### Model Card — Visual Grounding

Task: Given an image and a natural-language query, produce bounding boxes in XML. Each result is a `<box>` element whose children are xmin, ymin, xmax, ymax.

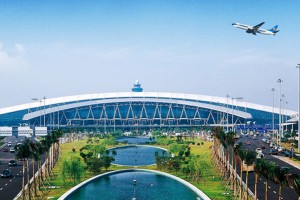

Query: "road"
<box><xmin>236</xmin><ymin>133</ymin><xmax>299</xmax><ymax>200</ymax></box>
<box><xmin>0</xmin><ymin>136</ymin><xmax>37</xmax><ymax>200</ymax></box>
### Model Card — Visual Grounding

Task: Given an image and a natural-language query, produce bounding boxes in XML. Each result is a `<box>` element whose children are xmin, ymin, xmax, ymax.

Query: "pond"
<box><xmin>116</xmin><ymin>136</ymin><xmax>155</xmax><ymax>144</ymax></box>
<box><xmin>111</xmin><ymin>145</ymin><xmax>167</xmax><ymax>166</ymax></box>
<box><xmin>61</xmin><ymin>169</ymin><xmax>210</xmax><ymax>200</ymax></box>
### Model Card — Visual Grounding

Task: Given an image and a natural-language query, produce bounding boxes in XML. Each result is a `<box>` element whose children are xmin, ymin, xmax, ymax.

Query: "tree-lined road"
<box><xmin>237</xmin><ymin>133</ymin><xmax>299</xmax><ymax>200</ymax></box>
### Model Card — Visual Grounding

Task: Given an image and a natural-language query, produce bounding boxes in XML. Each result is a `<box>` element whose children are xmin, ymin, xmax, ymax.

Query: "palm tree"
<box><xmin>286</xmin><ymin>173</ymin><xmax>300</xmax><ymax>199</ymax></box>
<box><xmin>23</xmin><ymin>138</ymin><xmax>35</xmax><ymax>200</ymax></box>
<box><xmin>41</xmin><ymin>135</ymin><xmax>52</xmax><ymax>181</ymax></box>
<box><xmin>15</xmin><ymin>139</ymin><xmax>31</xmax><ymax>200</ymax></box>
<box><xmin>225</xmin><ymin>131</ymin><xmax>236</xmax><ymax>189</ymax></box>
<box><xmin>261</xmin><ymin>160</ymin><xmax>276</xmax><ymax>200</ymax></box>
<box><xmin>244</xmin><ymin>150</ymin><xmax>256</xmax><ymax>200</ymax></box>
<box><xmin>35</xmin><ymin>141</ymin><xmax>47</xmax><ymax>192</ymax></box>
<box><xmin>234</xmin><ymin>142</ymin><xmax>243</xmax><ymax>197</ymax></box>
<box><xmin>254</xmin><ymin>159</ymin><xmax>264</xmax><ymax>200</ymax></box>
<box><xmin>30</xmin><ymin>141</ymin><xmax>43</xmax><ymax>198</ymax></box>
<box><xmin>273</xmin><ymin>166</ymin><xmax>290</xmax><ymax>200</ymax></box>
<box><xmin>238</xmin><ymin>149</ymin><xmax>246</xmax><ymax>200</ymax></box>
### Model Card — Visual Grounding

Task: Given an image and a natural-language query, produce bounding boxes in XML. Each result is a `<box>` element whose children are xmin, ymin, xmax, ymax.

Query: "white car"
<box><xmin>278</xmin><ymin>146</ymin><xmax>285</xmax><ymax>152</ymax></box>
<box><xmin>256</xmin><ymin>152</ymin><xmax>264</xmax><ymax>159</ymax></box>
<box><xmin>256</xmin><ymin>148</ymin><xmax>262</xmax><ymax>154</ymax></box>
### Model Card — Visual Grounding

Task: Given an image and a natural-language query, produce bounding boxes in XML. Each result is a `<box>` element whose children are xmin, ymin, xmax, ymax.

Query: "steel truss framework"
<box><xmin>24</xmin><ymin>99</ymin><xmax>249</xmax><ymax>129</ymax></box>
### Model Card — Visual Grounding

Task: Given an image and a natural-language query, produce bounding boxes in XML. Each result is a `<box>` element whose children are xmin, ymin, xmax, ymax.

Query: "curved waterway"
<box><xmin>111</xmin><ymin>145</ymin><xmax>167</xmax><ymax>166</ymax></box>
<box><xmin>116</xmin><ymin>136</ymin><xmax>155</xmax><ymax>144</ymax></box>
<box><xmin>61</xmin><ymin>169</ymin><xmax>210</xmax><ymax>200</ymax></box>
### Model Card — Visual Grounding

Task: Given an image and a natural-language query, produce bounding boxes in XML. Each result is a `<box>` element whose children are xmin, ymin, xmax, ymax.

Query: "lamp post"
<box><xmin>282</xmin><ymin>94</ymin><xmax>285</xmax><ymax>133</ymax></box>
<box><xmin>32</xmin><ymin>98</ymin><xmax>43</xmax><ymax>127</ymax></box>
<box><xmin>271</xmin><ymin>88</ymin><xmax>276</xmax><ymax>143</ymax></box>
<box><xmin>43</xmin><ymin>97</ymin><xmax>47</xmax><ymax>127</ymax></box>
<box><xmin>285</xmin><ymin>101</ymin><xmax>288</xmax><ymax>132</ymax></box>
<box><xmin>231</xmin><ymin>97</ymin><xmax>243</xmax><ymax>132</ymax></box>
<box><xmin>277</xmin><ymin>79</ymin><xmax>283</xmax><ymax>146</ymax></box>
<box><xmin>297</xmin><ymin>64</ymin><xmax>300</xmax><ymax>153</ymax></box>
<box><xmin>226</xmin><ymin>94</ymin><xmax>230</xmax><ymax>132</ymax></box>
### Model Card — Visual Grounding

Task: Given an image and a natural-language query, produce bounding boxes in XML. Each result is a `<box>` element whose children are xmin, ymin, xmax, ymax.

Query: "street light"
<box><xmin>231</xmin><ymin>97</ymin><xmax>243</xmax><ymax>132</ymax></box>
<box><xmin>43</xmin><ymin>97</ymin><xmax>47</xmax><ymax>127</ymax></box>
<box><xmin>282</xmin><ymin>94</ymin><xmax>285</xmax><ymax>133</ymax></box>
<box><xmin>297</xmin><ymin>64</ymin><xmax>300</xmax><ymax>153</ymax></box>
<box><xmin>285</xmin><ymin>101</ymin><xmax>288</xmax><ymax>132</ymax></box>
<box><xmin>32</xmin><ymin>98</ymin><xmax>42</xmax><ymax>127</ymax></box>
<box><xmin>271</xmin><ymin>88</ymin><xmax>276</xmax><ymax>143</ymax></box>
<box><xmin>226</xmin><ymin>94</ymin><xmax>230</xmax><ymax>132</ymax></box>
<box><xmin>277</xmin><ymin>78</ymin><xmax>283</xmax><ymax>146</ymax></box>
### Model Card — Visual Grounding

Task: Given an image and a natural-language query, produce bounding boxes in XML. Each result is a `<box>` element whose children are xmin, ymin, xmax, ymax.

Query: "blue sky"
<box><xmin>0</xmin><ymin>0</ymin><xmax>299</xmax><ymax>110</ymax></box>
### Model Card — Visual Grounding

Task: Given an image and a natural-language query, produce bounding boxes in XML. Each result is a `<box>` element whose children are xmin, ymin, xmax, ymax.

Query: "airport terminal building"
<box><xmin>0</xmin><ymin>81</ymin><xmax>297</xmax><ymax>135</ymax></box>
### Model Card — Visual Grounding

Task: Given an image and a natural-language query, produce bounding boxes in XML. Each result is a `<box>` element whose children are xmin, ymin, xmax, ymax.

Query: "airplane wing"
<box><xmin>253</xmin><ymin>22</ymin><xmax>265</xmax><ymax>30</ymax></box>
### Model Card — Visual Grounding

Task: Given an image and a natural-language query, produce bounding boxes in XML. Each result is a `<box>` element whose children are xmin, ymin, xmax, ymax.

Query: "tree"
<box><xmin>15</xmin><ymin>140</ymin><xmax>31</xmax><ymax>200</ymax></box>
<box><xmin>111</xmin><ymin>149</ymin><xmax>117</xmax><ymax>157</ymax></box>
<box><xmin>238</xmin><ymin>148</ymin><xmax>246</xmax><ymax>199</ymax></box>
<box><xmin>233</xmin><ymin>142</ymin><xmax>242</xmax><ymax>197</ymax></box>
<box><xmin>254</xmin><ymin>159</ymin><xmax>264</xmax><ymax>200</ymax></box>
<box><xmin>226</xmin><ymin>131</ymin><xmax>236</xmax><ymax>190</ymax></box>
<box><xmin>86</xmin><ymin>157</ymin><xmax>104</xmax><ymax>174</ymax></box>
<box><xmin>65</xmin><ymin>158</ymin><xmax>86</xmax><ymax>184</ymax></box>
<box><xmin>261</xmin><ymin>160</ymin><xmax>276</xmax><ymax>200</ymax></box>
<box><xmin>61</xmin><ymin>160</ymin><xmax>70</xmax><ymax>184</ymax></box>
<box><xmin>168</xmin><ymin>143</ymin><xmax>185</xmax><ymax>157</ymax></box>
<box><xmin>273</xmin><ymin>166</ymin><xmax>290</xmax><ymax>200</ymax></box>
<box><xmin>30</xmin><ymin>141</ymin><xmax>43</xmax><ymax>198</ymax></box>
<box><xmin>244</xmin><ymin>150</ymin><xmax>256</xmax><ymax>200</ymax></box>
<box><xmin>286</xmin><ymin>173</ymin><xmax>300</xmax><ymax>199</ymax></box>
<box><xmin>102</xmin><ymin>155</ymin><xmax>114</xmax><ymax>171</ymax></box>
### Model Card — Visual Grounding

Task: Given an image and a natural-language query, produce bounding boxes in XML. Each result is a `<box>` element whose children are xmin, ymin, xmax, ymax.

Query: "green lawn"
<box><xmin>43</xmin><ymin>137</ymin><xmax>231</xmax><ymax>200</ymax></box>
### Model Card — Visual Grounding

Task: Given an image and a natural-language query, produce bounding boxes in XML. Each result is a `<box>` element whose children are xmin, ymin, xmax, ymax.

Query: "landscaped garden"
<box><xmin>40</xmin><ymin>132</ymin><xmax>231</xmax><ymax>200</ymax></box>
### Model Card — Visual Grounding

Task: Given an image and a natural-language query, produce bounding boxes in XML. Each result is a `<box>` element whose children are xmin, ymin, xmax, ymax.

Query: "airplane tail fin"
<box><xmin>269</xmin><ymin>25</ymin><xmax>279</xmax><ymax>34</ymax></box>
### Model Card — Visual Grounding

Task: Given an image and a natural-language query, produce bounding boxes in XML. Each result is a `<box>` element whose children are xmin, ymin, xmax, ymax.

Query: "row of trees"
<box><xmin>212</xmin><ymin>127</ymin><xmax>300</xmax><ymax>200</ymax></box>
<box><xmin>14</xmin><ymin>130</ymin><xmax>63</xmax><ymax>200</ymax></box>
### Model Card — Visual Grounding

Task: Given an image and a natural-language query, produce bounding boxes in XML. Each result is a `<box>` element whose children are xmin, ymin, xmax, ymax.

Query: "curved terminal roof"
<box><xmin>23</xmin><ymin>97</ymin><xmax>252</xmax><ymax>120</ymax></box>
<box><xmin>0</xmin><ymin>92</ymin><xmax>296</xmax><ymax>117</ymax></box>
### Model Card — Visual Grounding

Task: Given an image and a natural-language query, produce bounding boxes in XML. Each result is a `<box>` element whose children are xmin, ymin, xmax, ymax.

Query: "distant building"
<box><xmin>132</xmin><ymin>80</ymin><xmax>143</xmax><ymax>92</ymax></box>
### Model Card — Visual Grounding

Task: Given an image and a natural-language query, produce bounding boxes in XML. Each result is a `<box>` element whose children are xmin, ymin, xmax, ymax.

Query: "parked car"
<box><xmin>278</xmin><ymin>146</ymin><xmax>285</xmax><ymax>152</ymax></box>
<box><xmin>2</xmin><ymin>147</ymin><xmax>9</xmax><ymax>152</ymax></box>
<box><xmin>269</xmin><ymin>149</ymin><xmax>278</xmax><ymax>155</ymax></box>
<box><xmin>256</xmin><ymin>152</ymin><xmax>264</xmax><ymax>159</ymax></box>
<box><xmin>283</xmin><ymin>150</ymin><xmax>293</xmax><ymax>158</ymax></box>
<box><xmin>256</xmin><ymin>148</ymin><xmax>262</xmax><ymax>154</ymax></box>
<box><xmin>7</xmin><ymin>142</ymin><xmax>12</xmax><ymax>147</ymax></box>
<box><xmin>1</xmin><ymin>169</ymin><xmax>12</xmax><ymax>178</ymax></box>
<box><xmin>247</xmin><ymin>141</ymin><xmax>251</xmax><ymax>145</ymax></box>
<box><xmin>8</xmin><ymin>160</ymin><xmax>17</xmax><ymax>166</ymax></box>
<box><xmin>261</xmin><ymin>145</ymin><xmax>266</xmax><ymax>149</ymax></box>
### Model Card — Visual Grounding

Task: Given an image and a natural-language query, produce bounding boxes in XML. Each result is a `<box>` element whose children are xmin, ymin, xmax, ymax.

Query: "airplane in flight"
<box><xmin>232</xmin><ymin>22</ymin><xmax>279</xmax><ymax>35</ymax></box>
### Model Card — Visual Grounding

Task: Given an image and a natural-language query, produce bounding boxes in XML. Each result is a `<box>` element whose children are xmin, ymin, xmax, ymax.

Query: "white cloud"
<box><xmin>0</xmin><ymin>43</ymin><xmax>28</xmax><ymax>72</ymax></box>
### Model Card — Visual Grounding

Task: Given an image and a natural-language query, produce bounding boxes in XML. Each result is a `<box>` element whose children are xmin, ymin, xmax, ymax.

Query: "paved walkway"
<box><xmin>273</xmin><ymin>155</ymin><xmax>300</xmax><ymax>169</ymax></box>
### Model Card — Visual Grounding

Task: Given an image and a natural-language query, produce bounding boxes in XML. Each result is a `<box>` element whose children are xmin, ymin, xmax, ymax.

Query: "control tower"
<box><xmin>132</xmin><ymin>80</ymin><xmax>143</xmax><ymax>92</ymax></box>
